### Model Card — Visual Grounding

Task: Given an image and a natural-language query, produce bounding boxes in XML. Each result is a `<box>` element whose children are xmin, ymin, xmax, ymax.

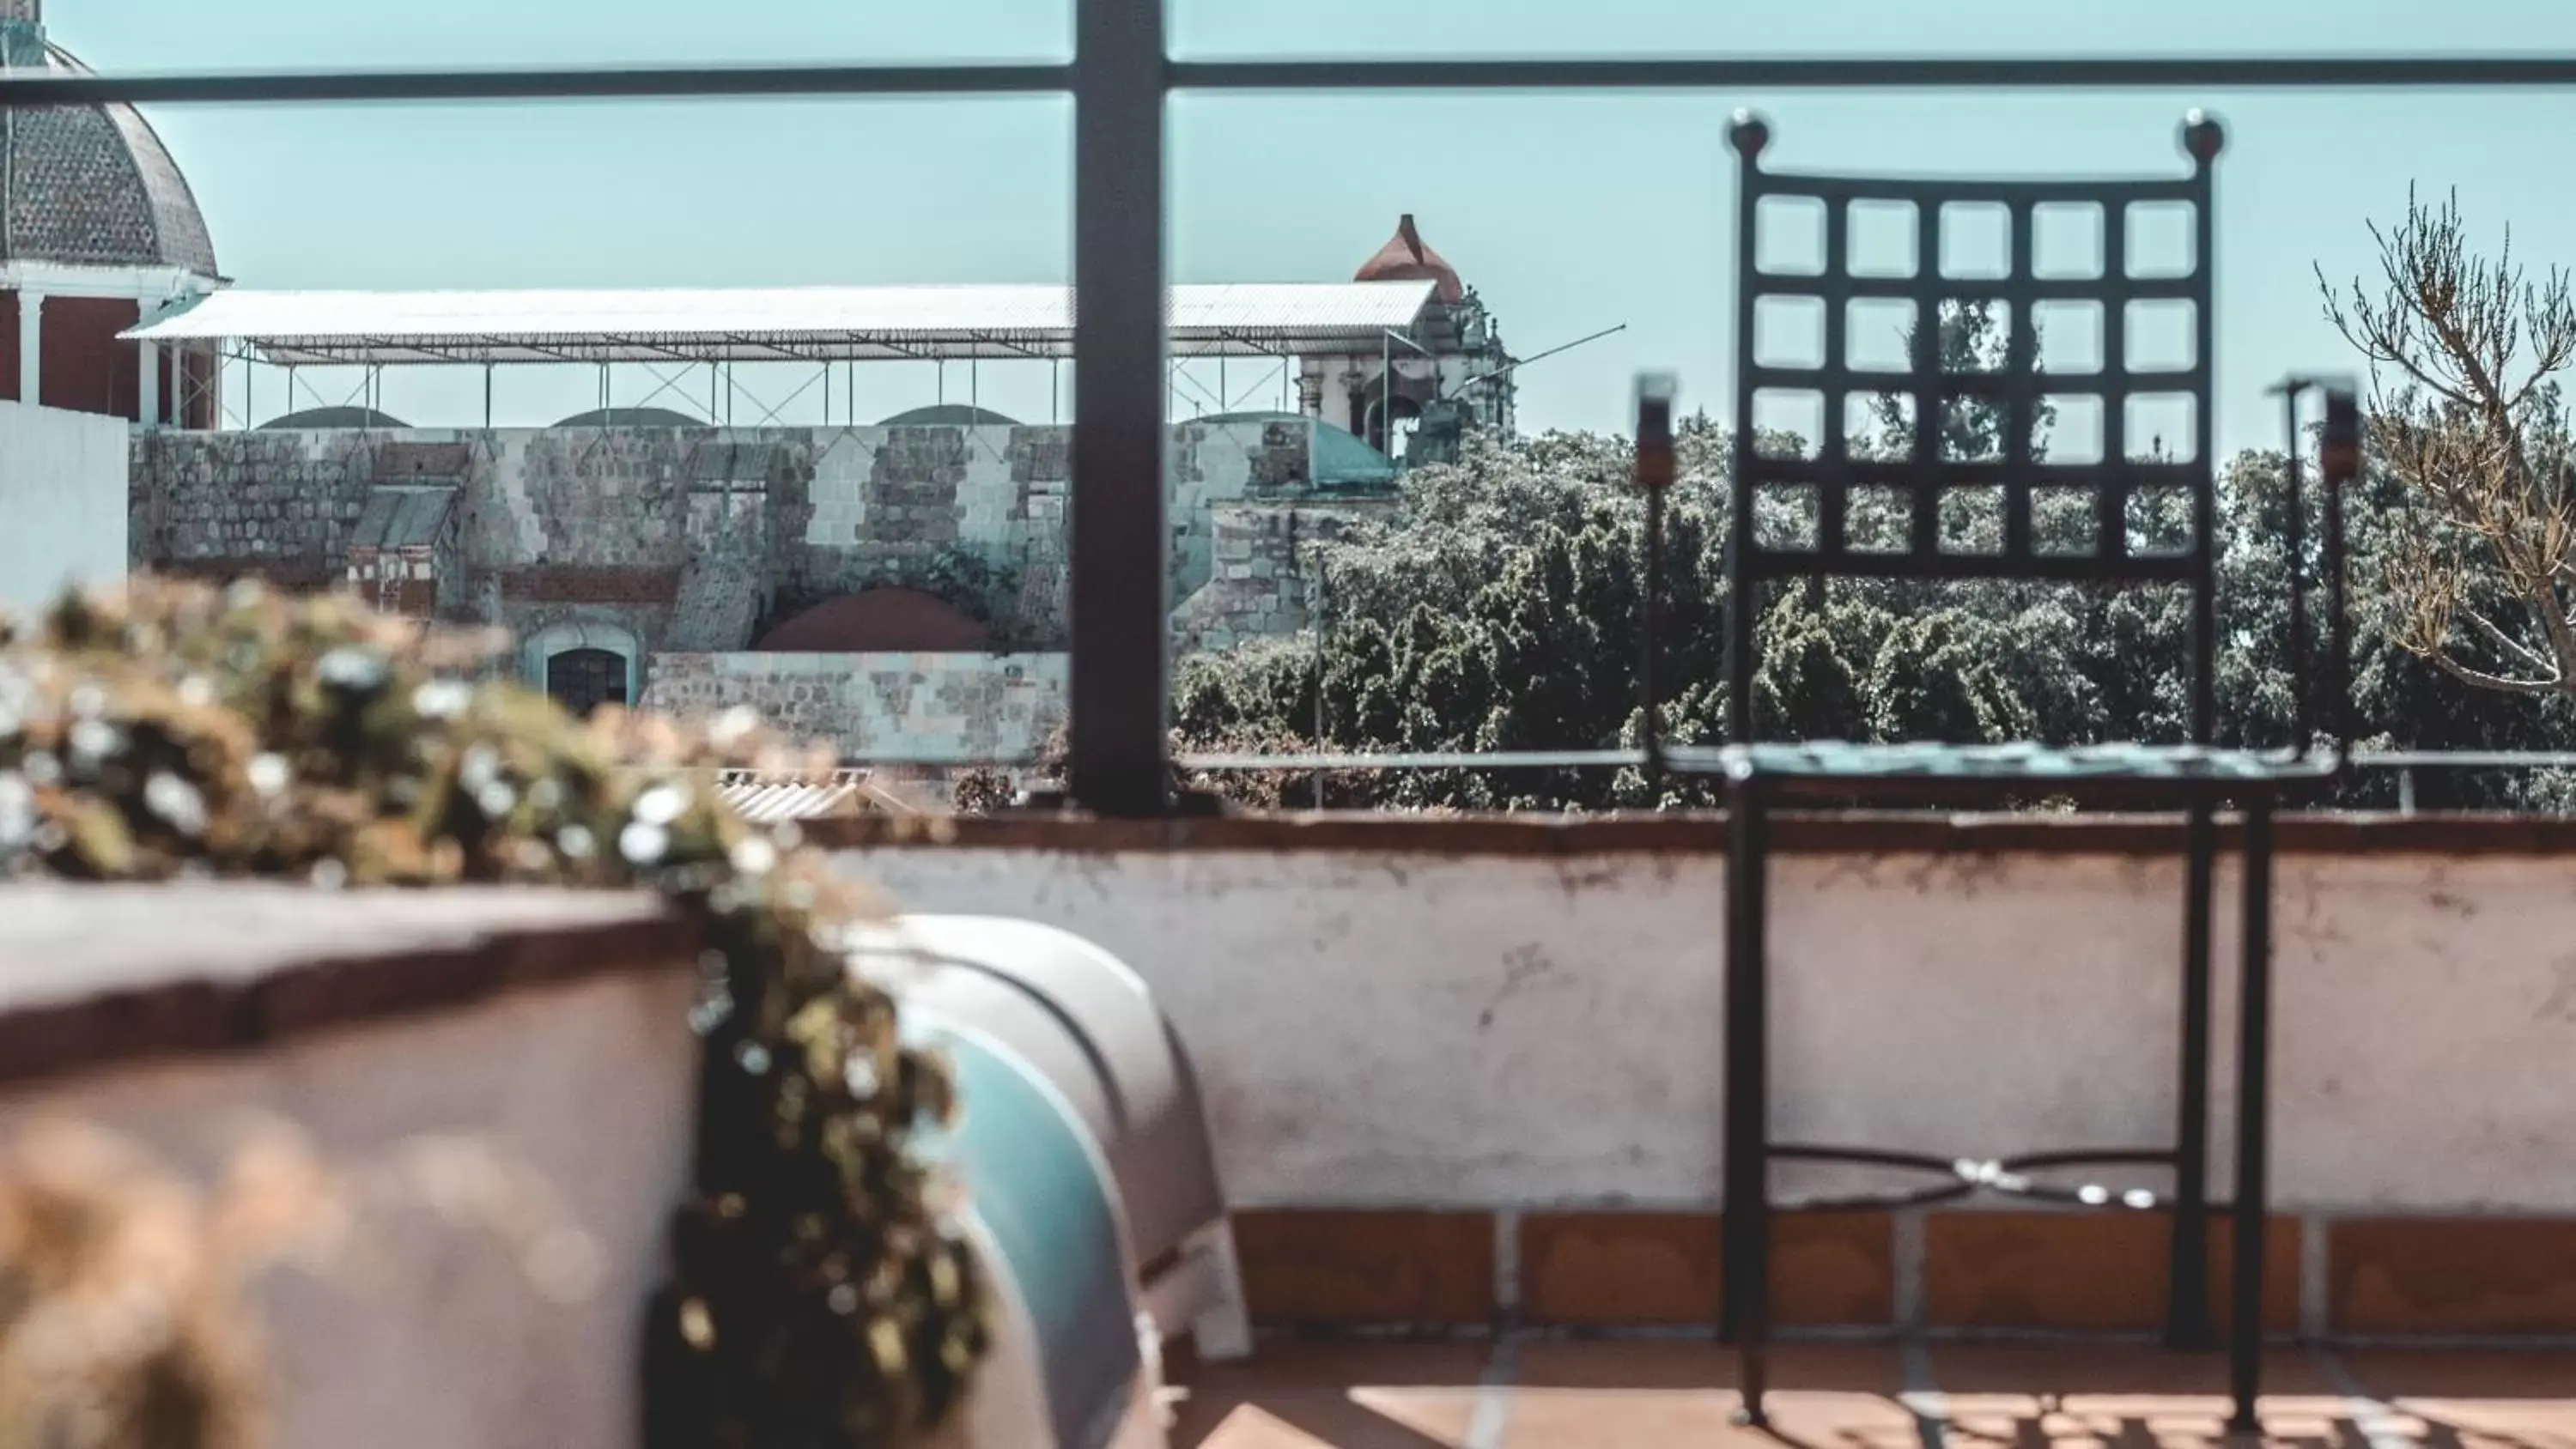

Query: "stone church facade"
<box><xmin>127</xmin><ymin>414</ymin><xmax>1403</xmax><ymax>767</ymax></box>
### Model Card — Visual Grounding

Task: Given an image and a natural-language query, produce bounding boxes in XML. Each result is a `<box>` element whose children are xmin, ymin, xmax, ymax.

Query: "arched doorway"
<box><xmin>545</xmin><ymin>646</ymin><xmax>629</xmax><ymax>718</ymax></box>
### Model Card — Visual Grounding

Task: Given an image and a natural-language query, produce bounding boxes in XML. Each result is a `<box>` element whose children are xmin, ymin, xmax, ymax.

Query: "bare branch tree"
<box><xmin>2320</xmin><ymin>186</ymin><xmax>2576</xmax><ymax>696</ymax></box>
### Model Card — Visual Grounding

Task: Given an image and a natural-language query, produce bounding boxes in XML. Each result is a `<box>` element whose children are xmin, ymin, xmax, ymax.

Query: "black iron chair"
<box><xmin>1640</xmin><ymin>110</ymin><xmax>2359</xmax><ymax>1435</ymax></box>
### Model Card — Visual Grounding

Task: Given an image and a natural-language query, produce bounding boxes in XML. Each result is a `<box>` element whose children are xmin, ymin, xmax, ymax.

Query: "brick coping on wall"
<box><xmin>0</xmin><ymin>882</ymin><xmax>700</xmax><ymax>1093</ymax></box>
<box><xmin>809</xmin><ymin>809</ymin><xmax>2576</xmax><ymax>858</ymax></box>
<box><xmin>1229</xmin><ymin>1206</ymin><xmax>2576</xmax><ymax>1342</ymax></box>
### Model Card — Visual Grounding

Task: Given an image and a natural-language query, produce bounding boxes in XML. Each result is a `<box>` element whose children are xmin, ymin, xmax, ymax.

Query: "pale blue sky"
<box><xmin>48</xmin><ymin>0</ymin><xmax>2576</xmax><ymax>454</ymax></box>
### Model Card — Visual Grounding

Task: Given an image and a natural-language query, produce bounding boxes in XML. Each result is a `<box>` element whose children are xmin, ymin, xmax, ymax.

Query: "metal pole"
<box><xmin>2168</xmin><ymin>805</ymin><xmax>2216</xmax><ymax>1350</ymax></box>
<box><xmin>1636</xmin><ymin>373</ymin><xmax>1676</xmax><ymax>791</ymax></box>
<box><xmin>2230</xmin><ymin>799</ymin><xmax>2276</xmax><ymax>1434</ymax></box>
<box><xmin>1066</xmin><ymin>0</ymin><xmax>1171</xmax><ymax>816</ymax></box>
<box><xmin>1722</xmin><ymin>786</ymin><xmax>1771</xmax><ymax>1428</ymax></box>
<box><xmin>2323</xmin><ymin>389</ymin><xmax>2360</xmax><ymax>761</ymax></box>
<box><xmin>2285</xmin><ymin>392</ymin><xmax>2311</xmax><ymax>754</ymax></box>
<box><xmin>1313</xmin><ymin>556</ymin><xmax>1328</xmax><ymax>810</ymax></box>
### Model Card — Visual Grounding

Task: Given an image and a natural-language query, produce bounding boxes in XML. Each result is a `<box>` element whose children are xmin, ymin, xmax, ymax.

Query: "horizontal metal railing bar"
<box><xmin>629</xmin><ymin>759</ymin><xmax>1044</xmax><ymax>775</ymax></box>
<box><xmin>1176</xmin><ymin>749</ymin><xmax>1649</xmax><ymax>772</ymax></box>
<box><xmin>15</xmin><ymin>56</ymin><xmax>2576</xmax><ymax>110</ymax></box>
<box><xmin>0</xmin><ymin>63</ymin><xmax>1075</xmax><ymax>106</ymax></box>
<box><xmin>1739</xmin><ymin>549</ymin><xmax>2200</xmax><ymax>583</ymax></box>
<box><xmin>1171</xmin><ymin>55</ymin><xmax>2576</xmax><ymax>91</ymax></box>
<box><xmin>2356</xmin><ymin>751</ymin><xmax>2576</xmax><ymax>769</ymax></box>
<box><xmin>1145</xmin><ymin>749</ymin><xmax>2576</xmax><ymax>776</ymax></box>
<box><xmin>633</xmin><ymin>749</ymin><xmax>2576</xmax><ymax>779</ymax></box>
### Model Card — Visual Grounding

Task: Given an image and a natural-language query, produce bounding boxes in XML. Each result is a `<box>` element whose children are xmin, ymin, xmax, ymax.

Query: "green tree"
<box><xmin>1167</xmin><ymin>280</ymin><xmax>2573</xmax><ymax>811</ymax></box>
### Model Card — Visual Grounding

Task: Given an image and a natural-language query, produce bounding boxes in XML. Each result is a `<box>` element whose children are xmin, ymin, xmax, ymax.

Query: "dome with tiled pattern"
<box><xmin>0</xmin><ymin>4</ymin><xmax>221</xmax><ymax>276</ymax></box>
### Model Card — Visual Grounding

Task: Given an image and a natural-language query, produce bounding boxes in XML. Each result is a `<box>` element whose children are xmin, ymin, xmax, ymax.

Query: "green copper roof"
<box><xmin>1197</xmin><ymin>411</ymin><xmax>1399</xmax><ymax>490</ymax></box>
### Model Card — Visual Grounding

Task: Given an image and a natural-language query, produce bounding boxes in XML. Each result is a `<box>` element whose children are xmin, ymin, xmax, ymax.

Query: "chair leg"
<box><xmin>1190</xmin><ymin>1221</ymin><xmax>1255</xmax><ymax>1363</ymax></box>
<box><xmin>2228</xmin><ymin>801</ymin><xmax>2275</xmax><ymax>1434</ymax></box>
<box><xmin>1721</xmin><ymin>790</ymin><xmax>1771</xmax><ymax>1428</ymax></box>
<box><xmin>2168</xmin><ymin>805</ymin><xmax>2217</xmax><ymax>1351</ymax></box>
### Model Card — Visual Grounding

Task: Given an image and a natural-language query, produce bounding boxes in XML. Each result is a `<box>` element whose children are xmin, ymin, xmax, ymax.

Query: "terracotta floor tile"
<box><xmin>1168</xmin><ymin>1339</ymin><xmax>1494</xmax><ymax>1392</ymax></box>
<box><xmin>1514</xmin><ymin>1338</ymin><xmax>1905</xmax><ymax>1392</ymax></box>
<box><xmin>1169</xmin><ymin>1341</ymin><xmax>1497</xmax><ymax>1449</ymax></box>
<box><xmin>1927</xmin><ymin>1346</ymin><xmax>2436</xmax><ymax>1449</ymax></box>
<box><xmin>2326</xmin><ymin>1349</ymin><xmax>2576</xmax><ymax>1449</ymax></box>
<box><xmin>1175</xmin><ymin>1393</ymin><xmax>1487</xmax><ymax>1449</ymax></box>
<box><xmin>1166</xmin><ymin>1338</ymin><xmax>2576</xmax><ymax>1449</ymax></box>
<box><xmin>2330</xmin><ymin>1347</ymin><xmax>2576</xmax><ymax>1401</ymax></box>
<box><xmin>1924</xmin><ymin>1343</ymin><xmax>2337</xmax><ymax>1398</ymax></box>
<box><xmin>1496</xmin><ymin>1389</ymin><xmax>1746</xmax><ymax>1448</ymax></box>
<box><xmin>1505</xmin><ymin>1342</ymin><xmax>1916</xmax><ymax>1449</ymax></box>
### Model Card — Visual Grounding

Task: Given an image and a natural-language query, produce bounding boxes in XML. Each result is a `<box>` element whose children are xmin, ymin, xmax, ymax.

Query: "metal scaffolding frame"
<box><xmin>120</xmin><ymin>282</ymin><xmax>1438</xmax><ymax>367</ymax></box>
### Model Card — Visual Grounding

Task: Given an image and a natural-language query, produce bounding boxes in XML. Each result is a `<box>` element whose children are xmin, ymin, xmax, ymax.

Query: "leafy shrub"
<box><xmin>0</xmin><ymin>577</ymin><xmax>989</xmax><ymax>1448</ymax></box>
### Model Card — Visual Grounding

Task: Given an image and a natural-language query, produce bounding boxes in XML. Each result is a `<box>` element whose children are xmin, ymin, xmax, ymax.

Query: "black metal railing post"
<box><xmin>1636</xmin><ymin>373</ymin><xmax>1678</xmax><ymax>788</ymax></box>
<box><xmin>2322</xmin><ymin>388</ymin><xmax>2361</xmax><ymax>763</ymax></box>
<box><xmin>1719</xmin><ymin>786</ymin><xmax>1771</xmax><ymax>1427</ymax></box>
<box><xmin>1067</xmin><ymin>0</ymin><xmax>1174</xmax><ymax>818</ymax></box>
<box><xmin>2230</xmin><ymin>797</ymin><xmax>2276</xmax><ymax>1432</ymax></box>
<box><xmin>2168</xmin><ymin>803</ymin><xmax>2217</xmax><ymax>1350</ymax></box>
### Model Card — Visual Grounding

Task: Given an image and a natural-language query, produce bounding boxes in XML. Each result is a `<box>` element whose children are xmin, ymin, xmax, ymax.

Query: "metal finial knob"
<box><xmin>1728</xmin><ymin>110</ymin><xmax>1772</xmax><ymax>161</ymax></box>
<box><xmin>2181</xmin><ymin>109</ymin><xmax>2226</xmax><ymax>163</ymax></box>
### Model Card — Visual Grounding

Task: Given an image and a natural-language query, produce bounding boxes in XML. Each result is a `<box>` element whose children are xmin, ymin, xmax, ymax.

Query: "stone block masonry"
<box><xmin>1172</xmin><ymin>499</ymin><xmax>1393</xmax><ymax>654</ymax></box>
<box><xmin>135</xmin><ymin>420</ymin><xmax>1320</xmax><ymax>652</ymax></box>
<box><xmin>641</xmin><ymin>651</ymin><xmax>1068</xmax><ymax>766</ymax></box>
<box><xmin>131</xmin><ymin>420</ymin><xmax>1358</xmax><ymax>761</ymax></box>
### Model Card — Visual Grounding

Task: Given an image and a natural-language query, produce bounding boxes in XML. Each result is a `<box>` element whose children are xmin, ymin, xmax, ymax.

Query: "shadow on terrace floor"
<box><xmin>1163</xmin><ymin>1338</ymin><xmax>2576</xmax><ymax>1449</ymax></box>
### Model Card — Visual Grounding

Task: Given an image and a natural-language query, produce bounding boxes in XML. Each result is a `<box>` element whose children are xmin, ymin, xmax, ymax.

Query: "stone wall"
<box><xmin>133</xmin><ymin>420</ymin><xmax>1318</xmax><ymax>655</ymax></box>
<box><xmin>132</xmin><ymin>426</ymin><xmax>372</xmax><ymax>591</ymax></box>
<box><xmin>640</xmin><ymin>651</ymin><xmax>1067</xmax><ymax>764</ymax></box>
<box><xmin>1171</xmin><ymin>499</ymin><xmax>1389</xmax><ymax>654</ymax></box>
<box><xmin>132</xmin><ymin>421</ymin><xmax>1354</xmax><ymax>761</ymax></box>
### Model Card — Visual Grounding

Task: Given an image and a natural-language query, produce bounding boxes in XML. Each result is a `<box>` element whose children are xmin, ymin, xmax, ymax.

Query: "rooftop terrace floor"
<box><xmin>1165</xmin><ymin>1338</ymin><xmax>2574</xmax><ymax>1449</ymax></box>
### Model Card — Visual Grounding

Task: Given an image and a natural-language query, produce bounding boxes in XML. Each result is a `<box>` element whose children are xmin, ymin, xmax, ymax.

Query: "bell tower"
<box><xmin>1304</xmin><ymin>214</ymin><xmax>1516</xmax><ymax>466</ymax></box>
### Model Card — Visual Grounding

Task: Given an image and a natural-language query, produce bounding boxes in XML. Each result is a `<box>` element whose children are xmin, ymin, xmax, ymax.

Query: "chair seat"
<box><xmin>1667</xmin><ymin>740</ymin><xmax>2321</xmax><ymax>801</ymax></box>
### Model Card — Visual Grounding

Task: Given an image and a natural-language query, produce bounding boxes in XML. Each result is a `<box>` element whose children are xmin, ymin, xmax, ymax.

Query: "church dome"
<box><xmin>1354</xmin><ymin>213</ymin><xmax>1461</xmax><ymax>306</ymax></box>
<box><xmin>1</xmin><ymin>7</ymin><xmax>221</xmax><ymax>276</ymax></box>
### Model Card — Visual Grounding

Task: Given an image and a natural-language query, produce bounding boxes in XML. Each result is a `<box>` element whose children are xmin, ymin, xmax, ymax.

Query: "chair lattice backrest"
<box><xmin>1723</xmin><ymin>112</ymin><xmax>2226</xmax><ymax>744</ymax></box>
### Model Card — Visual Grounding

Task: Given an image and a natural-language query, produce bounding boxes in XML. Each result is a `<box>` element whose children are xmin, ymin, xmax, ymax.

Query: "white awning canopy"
<box><xmin>121</xmin><ymin>281</ymin><xmax>1438</xmax><ymax>366</ymax></box>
